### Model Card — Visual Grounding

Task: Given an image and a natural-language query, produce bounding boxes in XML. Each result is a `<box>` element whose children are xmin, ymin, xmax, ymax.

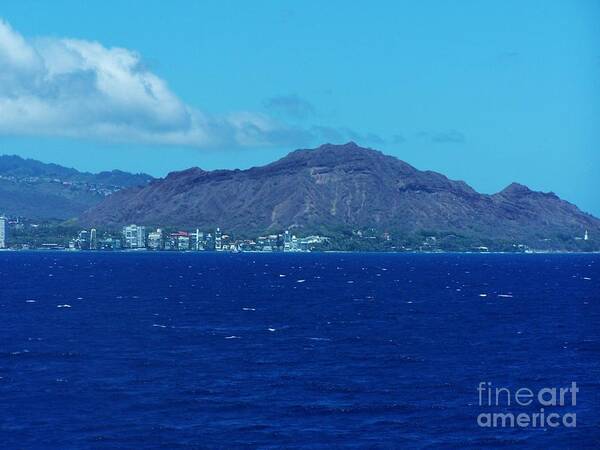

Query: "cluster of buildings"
<box><xmin>68</xmin><ymin>224</ymin><xmax>329</xmax><ymax>253</ymax></box>
<box><xmin>0</xmin><ymin>216</ymin><xmax>6</xmax><ymax>249</ymax></box>
<box><xmin>0</xmin><ymin>214</ymin><xmax>593</xmax><ymax>252</ymax></box>
<box><xmin>0</xmin><ymin>174</ymin><xmax>121</xmax><ymax>197</ymax></box>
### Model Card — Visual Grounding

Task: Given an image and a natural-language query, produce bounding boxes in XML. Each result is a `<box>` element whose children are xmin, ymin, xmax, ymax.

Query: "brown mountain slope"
<box><xmin>79</xmin><ymin>142</ymin><xmax>600</xmax><ymax>245</ymax></box>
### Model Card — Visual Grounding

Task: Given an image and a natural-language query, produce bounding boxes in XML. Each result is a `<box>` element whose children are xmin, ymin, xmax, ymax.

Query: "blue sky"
<box><xmin>1</xmin><ymin>0</ymin><xmax>599</xmax><ymax>215</ymax></box>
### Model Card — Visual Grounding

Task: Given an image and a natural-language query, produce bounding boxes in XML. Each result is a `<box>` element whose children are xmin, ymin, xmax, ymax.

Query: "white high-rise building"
<box><xmin>193</xmin><ymin>229</ymin><xmax>204</xmax><ymax>250</ymax></box>
<box><xmin>215</xmin><ymin>227</ymin><xmax>222</xmax><ymax>251</ymax></box>
<box><xmin>284</xmin><ymin>230</ymin><xmax>292</xmax><ymax>252</ymax></box>
<box><xmin>584</xmin><ymin>230</ymin><xmax>589</xmax><ymax>241</ymax></box>
<box><xmin>90</xmin><ymin>228</ymin><xmax>97</xmax><ymax>250</ymax></box>
<box><xmin>147</xmin><ymin>228</ymin><xmax>163</xmax><ymax>250</ymax></box>
<box><xmin>0</xmin><ymin>216</ymin><xmax>6</xmax><ymax>249</ymax></box>
<box><xmin>123</xmin><ymin>224</ymin><xmax>146</xmax><ymax>248</ymax></box>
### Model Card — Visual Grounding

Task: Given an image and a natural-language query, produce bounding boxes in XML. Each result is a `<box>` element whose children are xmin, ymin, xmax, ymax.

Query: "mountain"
<box><xmin>79</xmin><ymin>142</ymin><xmax>599</xmax><ymax>249</ymax></box>
<box><xmin>0</xmin><ymin>155</ymin><xmax>153</xmax><ymax>219</ymax></box>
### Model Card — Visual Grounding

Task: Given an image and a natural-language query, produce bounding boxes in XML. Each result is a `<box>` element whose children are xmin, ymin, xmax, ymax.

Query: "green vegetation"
<box><xmin>3</xmin><ymin>219</ymin><xmax>597</xmax><ymax>252</ymax></box>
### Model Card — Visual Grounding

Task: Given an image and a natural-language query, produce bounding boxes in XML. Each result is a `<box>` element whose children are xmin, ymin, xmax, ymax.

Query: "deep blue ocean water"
<box><xmin>0</xmin><ymin>252</ymin><xmax>599</xmax><ymax>449</ymax></box>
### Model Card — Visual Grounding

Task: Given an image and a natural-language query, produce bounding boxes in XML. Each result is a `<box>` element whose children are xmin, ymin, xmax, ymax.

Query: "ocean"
<box><xmin>1</xmin><ymin>252</ymin><xmax>599</xmax><ymax>449</ymax></box>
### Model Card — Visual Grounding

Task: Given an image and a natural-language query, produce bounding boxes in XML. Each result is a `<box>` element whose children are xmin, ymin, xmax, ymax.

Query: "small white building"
<box><xmin>0</xmin><ymin>216</ymin><xmax>6</xmax><ymax>249</ymax></box>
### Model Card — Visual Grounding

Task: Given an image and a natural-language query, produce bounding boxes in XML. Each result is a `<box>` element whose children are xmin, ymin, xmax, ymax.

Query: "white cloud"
<box><xmin>0</xmin><ymin>18</ymin><xmax>303</xmax><ymax>148</ymax></box>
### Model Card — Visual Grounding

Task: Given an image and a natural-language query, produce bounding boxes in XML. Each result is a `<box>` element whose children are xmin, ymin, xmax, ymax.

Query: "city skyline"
<box><xmin>1</xmin><ymin>213</ymin><xmax>593</xmax><ymax>253</ymax></box>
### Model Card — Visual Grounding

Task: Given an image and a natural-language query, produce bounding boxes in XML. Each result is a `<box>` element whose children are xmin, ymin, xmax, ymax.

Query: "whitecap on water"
<box><xmin>296</xmin><ymin>279</ymin><xmax>306</xmax><ymax>283</ymax></box>
<box><xmin>225</xmin><ymin>335</ymin><xmax>240</xmax><ymax>339</ymax></box>
<box><xmin>478</xmin><ymin>294</ymin><xmax>487</xmax><ymax>297</ymax></box>
<box><xmin>268</xmin><ymin>328</ymin><xmax>276</xmax><ymax>332</ymax></box>
<box><xmin>25</xmin><ymin>300</ymin><xmax>36</xmax><ymax>303</ymax></box>
<box><xmin>498</xmin><ymin>294</ymin><xmax>513</xmax><ymax>298</ymax></box>
<box><xmin>242</xmin><ymin>307</ymin><xmax>256</xmax><ymax>311</ymax></box>
<box><xmin>152</xmin><ymin>324</ymin><xmax>167</xmax><ymax>328</ymax></box>
<box><xmin>57</xmin><ymin>304</ymin><xmax>71</xmax><ymax>308</ymax></box>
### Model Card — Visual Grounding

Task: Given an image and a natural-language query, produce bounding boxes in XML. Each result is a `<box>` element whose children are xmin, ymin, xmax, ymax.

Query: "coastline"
<box><xmin>2</xmin><ymin>248</ymin><xmax>598</xmax><ymax>255</ymax></box>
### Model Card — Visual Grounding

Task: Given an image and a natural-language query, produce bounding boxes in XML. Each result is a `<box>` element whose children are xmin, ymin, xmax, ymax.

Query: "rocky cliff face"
<box><xmin>79</xmin><ymin>142</ymin><xmax>600</xmax><ymax>244</ymax></box>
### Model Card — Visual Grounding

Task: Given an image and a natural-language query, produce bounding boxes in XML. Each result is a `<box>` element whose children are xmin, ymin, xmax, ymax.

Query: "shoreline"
<box><xmin>1</xmin><ymin>249</ymin><xmax>599</xmax><ymax>255</ymax></box>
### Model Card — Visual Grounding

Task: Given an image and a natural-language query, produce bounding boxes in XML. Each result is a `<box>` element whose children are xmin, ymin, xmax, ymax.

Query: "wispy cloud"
<box><xmin>497</xmin><ymin>50</ymin><xmax>520</xmax><ymax>64</ymax></box>
<box><xmin>417</xmin><ymin>130</ymin><xmax>466</xmax><ymax>144</ymax></box>
<box><xmin>0</xmin><ymin>18</ymin><xmax>307</xmax><ymax>149</ymax></box>
<box><xmin>263</xmin><ymin>94</ymin><xmax>315</xmax><ymax>120</ymax></box>
<box><xmin>308</xmin><ymin>126</ymin><xmax>385</xmax><ymax>146</ymax></box>
<box><xmin>390</xmin><ymin>134</ymin><xmax>406</xmax><ymax>144</ymax></box>
<box><xmin>432</xmin><ymin>130</ymin><xmax>466</xmax><ymax>143</ymax></box>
